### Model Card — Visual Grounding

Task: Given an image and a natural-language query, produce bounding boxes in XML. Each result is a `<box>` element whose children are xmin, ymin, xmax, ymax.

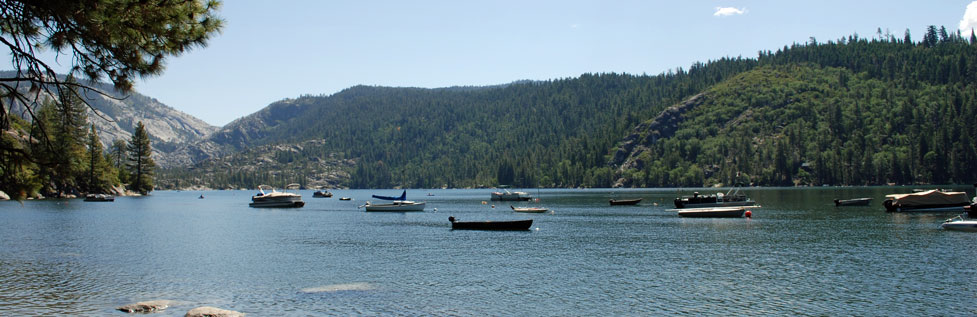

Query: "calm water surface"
<box><xmin>1</xmin><ymin>187</ymin><xmax>976</xmax><ymax>316</ymax></box>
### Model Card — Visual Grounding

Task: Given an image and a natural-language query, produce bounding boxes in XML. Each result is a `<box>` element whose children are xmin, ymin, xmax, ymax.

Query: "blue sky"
<box><xmin>9</xmin><ymin>1</ymin><xmax>977</xmax><ymax>126</ymax></box>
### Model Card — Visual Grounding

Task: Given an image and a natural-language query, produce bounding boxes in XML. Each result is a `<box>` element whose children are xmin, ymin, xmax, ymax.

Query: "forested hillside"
<box><xmin>162</xmin><ymin>26</ymin><xmax>977</xmax><ymax>189</ymax></box>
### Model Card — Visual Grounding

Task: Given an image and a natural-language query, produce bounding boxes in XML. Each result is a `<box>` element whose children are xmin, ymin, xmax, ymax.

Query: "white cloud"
<box><xmin>714</xmin><ymin>6</ymin><xmax>746</xmax><ymax>17</ymax></box>
<box><xmin>961</xmin><ymin>1</ymin><xmax>977</xmax><ymax>35</ymax></box>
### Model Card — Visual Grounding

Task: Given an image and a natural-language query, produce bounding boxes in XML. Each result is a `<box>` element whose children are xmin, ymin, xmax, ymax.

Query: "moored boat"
<box><xmin>448</xmin><ymin>216</ymin><xmax>532</xmax><ymax>231</ymax></box>
<box><xmin>675</xmin><ymin>206</ymin><xmax>750</xmax><ymax>218</ymax></box>
<box><xmin>250</xmin><ymin>184</ymin><xmax>305</xmax><ymax>208</ymax></box>
<box><xmin>942</xmin><ymin>216</ymin><xmax>977</xmax><ymax>232</ymax></box>
<box><xmin>491</xmin><ymin>190</ymin><xmax>532</xmax><ymax>201</ymax></box>
<box><xmin>674</xmin><ymin>188</ymin><xmax>754</xmax><ymax>208</ymax></box>
<box><xmin>364</xmin><ymin>190</ymin><xmax>425</xmax><ymax>211</ymax></box>
<box><xmin>882</xmin><ymin>190</ymin><xmax>970</xmax><ymax>212</ymax></box>
<box><xmin>511</xmin><ymin>205</ymin><xmax>547</xmax><ymax>213</ymax></box>
<box><xmin>609</xmin><ymin>198</ymin><xmax>642</xmax><ymax>206</ymax></box>
<box><xmin>84</xmin><ymin>194</ymin><xmax>115</xmax><ymax>202</ymax></box>
<box><xmin>313</xmin><ymin>190</ymin><xmax>333</xmax><ymax>198</ymax></box>
<box><xmin>834</xmin><ymin>197</ymin><xmax>872</xmax><ymax>206</ymax></box>
<box><xmin>363</xmin><ymin>200</ymin><xmax>426</xmax><ymax>212</ymax></box>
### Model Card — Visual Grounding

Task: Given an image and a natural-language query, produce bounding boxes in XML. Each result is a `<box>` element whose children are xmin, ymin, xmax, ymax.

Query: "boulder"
<box><xmin>185</xmin><ymin>306</ymin><xmax>245</xmax><ymax>317</ymax></box>
<box><xmin>116</xmin><ymin>300</ymin><xmax>172</xmax><ymax>313</ymax></box>
<box><xmin>0</xmin><ymin>191</ymin><xmax>9</xmax><ymax>200</ymax></box>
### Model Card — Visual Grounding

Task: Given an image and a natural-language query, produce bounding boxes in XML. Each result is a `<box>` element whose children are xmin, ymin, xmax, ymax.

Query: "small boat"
<box><xmin>674</xmin><ymin>187</ymin><xmax>754</xmax><ymax>208</ymax></box>
<box><xmin>339</xmin><ymin>197</ymin><xmax>352</xmax><ymax>201</ymax></box>
<box><xmin>883</xmin><ymin>190</ymin><xmax>970</xmax><ymax>212</ymax></box>
<box><xmin>313</xmin><ymin>190</ymin><xmax>333</xmax><ymax>198</ymax></box>
<box><xmin>491</xmin><ymin>189</ymin><xmax>532</xmax><ymax>201</ymax></box>
<box><xmin>250</xmin><ymin>184</ymin><xmax>305</xmax><ymax>208</ymax></box>
<box><xmin>942</xmin><ymin>216</ymin><xmax>977</xmax><ymax>232</ymax></box>
<box><xmin>511</xmin><ymin>205</ymin><xmax>547</xmax><ymax>213</ymax></box>
<box><xmin>448</xmin><ymin>216</ymin><xmax>533</xmax><ymax>231</ymax></box>
<box><xmin>84</xmin><ymin>194</ymin><xmax>115</xmax><ymax>202</ymax></box>
<box><xmin>676</xmin><ymin>206</ymin><xmax>749</xmax><ymax>218</ymax></box>
<box><xmin>834</xmin><ymin>197</ymin><xmax>872</xmax><ymax>206</ymax></box>
<box><xmin>363</xmin><ymin>200</ymin><xmax>426</xmax><ymax>212</ymax></box>
<box><xmin>609</xmin><ymin>198</ymin><xmax>642</xmax><ymax>206</ymax></box>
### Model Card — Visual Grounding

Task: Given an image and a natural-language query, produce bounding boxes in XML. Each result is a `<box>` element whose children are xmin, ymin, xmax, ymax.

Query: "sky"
<box><xmin>8</xmin><ymin>1</ymin><xmax>977</xmax><ymax>126</ymax></box>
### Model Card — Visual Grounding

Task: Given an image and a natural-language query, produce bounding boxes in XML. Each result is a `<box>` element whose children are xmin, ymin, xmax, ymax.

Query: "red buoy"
<box><xmin>745</xmin><ymin>210</ymin><xmax>752</xmax><ymax>218</ymax></box>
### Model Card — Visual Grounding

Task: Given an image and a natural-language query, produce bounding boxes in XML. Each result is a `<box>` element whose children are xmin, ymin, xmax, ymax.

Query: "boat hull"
<box><xmin>883</xmin><ymin>200</ymin><xmax>969</xmax><ymax>212</ymax></box>
<box><xmin>491</xmin><ymin>193</ymin><xmax>532</xmax><ymax>201</ymax></box>
<box><xmin>364</xmin><ymin>201</ymin><xmax>426</xmax><ymax>212</ymax></box>
<box><xmin>942</xmin><ymin>220</ymin><xmax>977</xmax><ymax>232</ymax></box>
<box><xmin>677</xmin><ymin>207</ymin><xmax>746</xmax><ymax>218</ymax></box>
<box><xmin>449</xmin><ymin>217</ymin><xmax>532</xmax><ymax>231</ymax></box>
<box><xmin>609</xmin><ymin>198</ymin><xmax>642</xmax><ymax>206</ymax></box>
<box><xmin>250</xmin><ymin>200</ymin><xmax>305</xmax><ymax>208</ymax></box>
<box><xmin>834</xmin><ymin>198</ymin><xmax>872</xmax><ymax>206</ymax></box>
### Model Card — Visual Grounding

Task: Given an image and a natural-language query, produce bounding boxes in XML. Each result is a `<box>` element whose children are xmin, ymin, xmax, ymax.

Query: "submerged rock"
<box><xmin>116</xmin><ymin>300</ymin><xmax>172</xmax><ymax>313</ymax></box>
<box><xmin>185</xmin><ymin>306</ymin><xmax>245</xmax><ymax>317</ymax></box>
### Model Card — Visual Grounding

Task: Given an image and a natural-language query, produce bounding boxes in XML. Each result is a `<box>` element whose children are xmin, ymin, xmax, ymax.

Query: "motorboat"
<box><xmin>942</xmin><ymin>215</ymin><xmax>977</xmax><ymax>232</ymax></box>
<box><xmin>674</xmin><ymin>187</ymin><xmax>755</xmax><ymax>208</ymax></box>
<box><xmin>609</xmin><ymin>198</ymin><xmax>642</xmax><ymax>206</ymax></box>
<box><xmin>882</xmin><ymin>190</ymin><xmax>970</xmax><ymax>212</ymax></box>
<box><xmin>339</xmin><ymin>197</ymin><xmax>352</xmax><ymax>201</ymax></box>
<box><xmin>448</xmin><ymin>216</ymin><xmax>533</xmax><ymax>231</ymax></box>
<box><xmin>675</xmin><ymin>206</ymin><xmax>750</xmax><ymax>218</ymax></box>
<box><xmin>491</xmin><ymin>189</ymin><xmax>532</xmax><ymax>201</ymax></box>
<box><xmin>363</xmin><ymin>190</ymin><xmax>425</xmax><ymax>211</ymax></box>
<box><xmin>84</xmin><ymin>194</ymin><xmax>115</xmax><ymax>202</ymax></box>
<box><xmin>250</xmin><ymin>184</ymin><xmax>305</xmax><ymax>208</ymax></box>
<box><xmin>834</xmin><ymin>197</ymin><xmax>872</xmax><ymax>206</ymax></box>
<box><xmin>363</xmin><ymin>200</ymin><xmax>426</xmax><ymax>212</ymax></box>
<box><xmin>511</xmin><ymin>205</ymin><xmax>547</xmax><ymax>213</ymax></box>
<box><xmin>313</xmin><ymin>190</ymin><xmax>333</xmax><ymax>198</ymax></box>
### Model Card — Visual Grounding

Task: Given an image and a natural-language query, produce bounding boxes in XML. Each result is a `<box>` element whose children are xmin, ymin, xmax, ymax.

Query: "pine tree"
<box><xmin>85</xmin><ymin>124</ymin><xmax>115</xmax><ymax>193</ymax></box>
<box><xmin>32</xmin><ymin>87</ymin><xmax>88</xmax><ymax>197</ymax></box>
<box><xmin>126</xmin><ymin>122</ymin><xmax>155</xmax><ymax>195</ymax></box>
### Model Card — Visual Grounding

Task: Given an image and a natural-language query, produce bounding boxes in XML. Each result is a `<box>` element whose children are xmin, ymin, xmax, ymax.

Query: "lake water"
<box><xmin>1</xmin><ymin>187</ymin><xmax>976</xmax><ymax>316</ymax></box>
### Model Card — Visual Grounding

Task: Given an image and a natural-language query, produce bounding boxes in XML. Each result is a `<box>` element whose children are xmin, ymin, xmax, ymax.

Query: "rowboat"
<box><xmin>609</xmin><ymin>198</ymin><xmax>642</xmax><ymax>206</ymax></box>
<box><xmin>511</xmin><ymin>205</ymin><xmax>547</xmax><ymax>213</ymax></box>
<box><xmin>448</xmin><ymin>216</ymin><xmax>532</xmax><ymax>231</ymax></box>
<box><xmin>675</xmin><ymin>206</ymin><xmax>749</xmax><ymax>218</ymax></box>
<box><xmin>834</xmin><ymin>197</ymin><xmax>872</xmax><ymax>206</ymax></box>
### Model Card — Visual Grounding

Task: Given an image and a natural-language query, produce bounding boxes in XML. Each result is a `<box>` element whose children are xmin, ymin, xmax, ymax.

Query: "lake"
<box><xmin>1</xmin><ymin>187</ymin><xmax>976</xmax><ymax>316</ymax></box>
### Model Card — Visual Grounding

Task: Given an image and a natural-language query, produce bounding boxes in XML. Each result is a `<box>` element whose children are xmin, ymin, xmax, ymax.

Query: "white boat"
<box><xmin>511</xmin><ymin>205</ymin><xmax>547</xmax><ymax>213</ymax></box>
<box><xmin>942</xmin><ymin>216</ymin><xmax>977</xmax><ymax>232</ymax></box>
<box><xmin>674</xmin><ymin>206</ymin><xmax>750</xmax><ymax>218</ymax></box>
<box><xmin>363</xmin><ymin>200</ymin><xmax>426</xmax><ymax>212</ymax></box>
<box><xmin>491</xmin><ymin>190</ymin><xmax>532</xmax><ymax>201</ymax></box>
<box><xmin>250</xmin><ymin>184</ymin><xmax>305</xmax><ymax>208</ymax></box>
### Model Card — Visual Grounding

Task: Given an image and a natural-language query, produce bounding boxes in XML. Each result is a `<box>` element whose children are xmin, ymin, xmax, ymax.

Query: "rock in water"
<box><xmin>116</xmin><ymin>300</ymin><xmax>171</xmax><ymax>313</ymax></box>
<box><xmin>185</xmin><ymin>306</ymin><xmax>245</xmax><ymax>317</ymax></box>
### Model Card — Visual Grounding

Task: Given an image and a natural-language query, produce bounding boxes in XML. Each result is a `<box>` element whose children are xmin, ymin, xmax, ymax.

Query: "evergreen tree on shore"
<box><xmin>126</xmin><ymin>122</ymin><xmax>155</xmax><ymax>195</ymax></box>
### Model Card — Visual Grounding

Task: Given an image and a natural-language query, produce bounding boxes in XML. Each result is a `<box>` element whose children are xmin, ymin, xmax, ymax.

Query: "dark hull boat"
<box><xmin>313</xmin><ymin>191</ymin><xmax>333</xmax><ymax>198</ymax></box>
<box><xmin>609</xmin><ymin>198</ymin><xmax>642</xmax><ymax>206</ymax></box>
<box><xmin>834</xmin><ymin>198</ymin><xmax>872</xmax><ymax>206</ymax></box>
<box><xmin>674</xmin><ymin>188</ymin><xmax>754</xmax><ymax>209</ymax></box>
<box><xmin>449</xmin><ymin>216</ymin><xmax>532</xmax><ymax>231</ymax></box>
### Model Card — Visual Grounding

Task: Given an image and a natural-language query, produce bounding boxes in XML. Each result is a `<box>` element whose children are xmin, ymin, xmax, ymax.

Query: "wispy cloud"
<box><xmin>961</xmin><ymin>1</ymin><xmax>977</xmax><ymax>35</ymax></box>
<box><xmin>714</xmin><ymin>7</ymin><xmax>746</xmax><ymax>17</ymax></box>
